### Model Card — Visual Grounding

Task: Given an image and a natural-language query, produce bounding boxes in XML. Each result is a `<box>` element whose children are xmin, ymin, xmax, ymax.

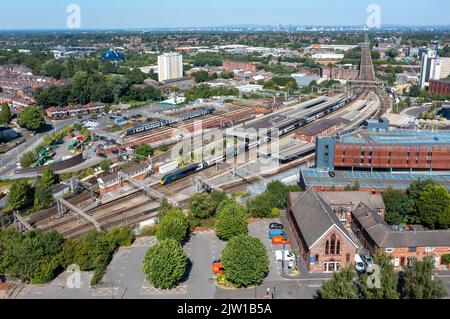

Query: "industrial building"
<box><xmin>315</xmin><ymin>118</ymin><xmax>450</xmax><ymax>171</ymax></box>
<box><xmin>429</xmin><ymin>79</ymin><xmax>450</xmax><ymax>96</ymax></box>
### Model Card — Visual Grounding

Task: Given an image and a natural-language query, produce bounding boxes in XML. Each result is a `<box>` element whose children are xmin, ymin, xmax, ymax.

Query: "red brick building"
<box><xmin>287</xmin><ymin>188</ymin><xmax>358</xmax><ymax>273</ymax></box>
<box><xmin>295</xmin><ymin>118</ymin><xmax>342</xmax><ymax>143</ymax></box>
<box><xmin>351</xmin><ymin>203</ymin><xmax>450</xmax><ymax>268</ymax></box>
<box><xmin>223</xmin><ymin>60</ymin><xmax>257</xmax><ymax>73</ymax></box>
<box><xmin>98</xmin><ymin>162</ymin><xmax>151</xmax><ymax>195</ymax></box>
<box><xmin>429</xmin><ymin>80</ymin><xmax>450</xmax><ymax>96</ymax></box>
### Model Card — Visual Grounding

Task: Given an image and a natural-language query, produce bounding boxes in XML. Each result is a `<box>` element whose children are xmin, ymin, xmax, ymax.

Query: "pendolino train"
<box><xmin>127</xmin><ymin>107</ymin><xmax>215</xmax><ymax>136</ymax></box>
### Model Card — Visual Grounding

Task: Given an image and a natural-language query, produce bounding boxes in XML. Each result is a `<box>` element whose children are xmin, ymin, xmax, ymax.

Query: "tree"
<box><xmin>0</xmin><ymin>103</ymin><xmax>11</xmax><ymax>125</ymax></box>
<box><xmin>8</xmin><ymin>180</ymin><xmax>34</xmax><ymax>210</ymax></box>
<box><xmin>41</xmin><ymin>166</ymin><xmax>59</xmax><ymax>187</ymax></box>
<box><xmin>158</xmin><ymin>197</ymin><xmax>174</xmax><ymax>220</ymax></box>
<box><xmin>247</xmin><ymin>193</ymin><xmax>273</xmax><ymax>218</ymax></box>
<box><xmin>415</xmin><ymin>184</ymin><xmax>450</xmax><ymax>229</ymax></box>
<box><xmin>156</xmin><ymin>208</ymin><xmax>189</xmax><ymax>243</ymax></box>
<box><xmin>215</xmin><ymin>201</ymin><xmax>248</xmax><ymax>241</ymax></box>
<box><xmin>18</xmin><ymin>106</ymin><xmax>45</xmax><ymax>132</ymax></box>
<box><xmin>34</xmin><ymin>179</ymin><xmax>53</xmax><ymax>209</ymax></box>
<box><xmin>99</xmin><ymin>159</ymin><xmax>112</xmax><ymax>173</ymax></box>
<box><xmin>402</xmin><ymin>257</ymin><xmax>447</xmax><ymax>299</ymax></box>
<box><xmin>20</xmin><ymin>151</ymin><xmax>38</xmax><ymax>168</ymax></box>
<box><xmin>382</xmin><ymin>189</ymin><xmax>415</xmax><ymax>225</ymax></box>
<box><xmin>189</xmin><ymin>193</ymin><xmax>215</xmax><ymax>219</ymax></box>
<box><xmin>319</xmin><ymin>266</ymin><xmax>359</xmax><ymax>299</ymax></box>
<box><xmin>134</xmin><ymin>144</ymin><xmax>153</xmax><ymax>162</ymax></box>
<box><xmin>221</xmin><ymin>235</ymin><xmax>269</xmax><ymax>288</ymax></box>
<box><xmin>359</xmin><ymin>253</ymin><xmax>399</xmax><ymax>299</ymax></box>
<box><xmin>210</xmin><ymin>190</ymin><xmax>228</xmax><ymax>212</ymax></box>
<box><xmin>142</xmin><ymin>239</ymin><xmax>187</xmax><ymax>289</ymax></box>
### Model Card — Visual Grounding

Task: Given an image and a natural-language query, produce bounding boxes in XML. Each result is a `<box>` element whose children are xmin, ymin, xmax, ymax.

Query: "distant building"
<box><xmin>418</xmin><ymin>50</ymin><xmax>450</xmax><ymax>89</ymax></box>
<box><xmin>101</xmin><ymin>48</ymin><xmax>125</xmax><ymax>62</ymax></box>
<box><xmin>429</xmin><ymin>80</ymin><xmax>450</xmax><ymax>96</ymax></box>
<box><xmin>158</xmin><ymin>53</ymin><xmax>183</xmax><ymax>82</ymax></box>
<box><xmin>223</xmin><ymin>60</ymin><xmax>257</xmax><ymax>73</ymax></box>
<box><xmin>161</xmin><ymin>77</ymin><xmax>194</xmax><ymax>90</ymax></box>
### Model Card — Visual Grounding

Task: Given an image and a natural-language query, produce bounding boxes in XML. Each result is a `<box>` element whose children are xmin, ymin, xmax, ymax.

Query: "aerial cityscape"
<box><xmin>0</xmin><ymin>0</ymin><xmax>449</xmax><ymax>308</ymax></box>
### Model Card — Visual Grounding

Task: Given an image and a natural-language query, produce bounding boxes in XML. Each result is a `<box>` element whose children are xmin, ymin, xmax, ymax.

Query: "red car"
<box><xmin>212</xmin><ymin>260</ymin><xmax>224</xmax><ymax>274</ymax></box>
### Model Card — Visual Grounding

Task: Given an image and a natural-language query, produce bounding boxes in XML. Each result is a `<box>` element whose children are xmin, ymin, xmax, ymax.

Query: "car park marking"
<box><xmin>91</xmin><ymin>287</ymin><xmax>118</xmax><ymax>297</ymax></box>
<box><xmin>140</xmin><ymin>285</ymin><xmax>187</xmax><ymax>295</ymax></box>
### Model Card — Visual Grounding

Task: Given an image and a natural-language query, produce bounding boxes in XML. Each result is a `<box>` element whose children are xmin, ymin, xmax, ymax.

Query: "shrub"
<box><xmin>189</xmin><ymin>193</ymin><xmax>215</xmax><ymax>219</ymax></box>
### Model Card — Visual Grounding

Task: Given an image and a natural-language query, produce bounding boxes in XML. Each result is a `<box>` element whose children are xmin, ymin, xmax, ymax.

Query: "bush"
<box><xmin>20</xmin><ymin>151</ymin><xmax>38</xmax><ymax>168</ymax></box>
<box><xmin>156</xmin><ymin>208</ymin><xmax>189</xmax><ymax>243</ymax></box>
<box><xmin>189</xmin><ymin>193</ymin><xmax>215</xmax><ymax>219</ymax></box>
<box><xmin>8</xmin><ymin>180</ymin><xmax>34</xmax><ymax>210</ymax></box>
<box><xmin>221</xmin><ymin>235</ymin><xmax>269</xmax><ymax>288</ymax></box>
<box><xmin>140</xmin><ymin>225</ymin><xmax>158</xmax><ymax>236</ymax></box>
<box><xmin>215</xmin><ymin>201</ymin><xmax>248</xmax><ymax>241</ymax></box>
<box><xmin>142</xmin><ymin>239</ymin><xmax>187</xmax><ymax>289</ymax></box>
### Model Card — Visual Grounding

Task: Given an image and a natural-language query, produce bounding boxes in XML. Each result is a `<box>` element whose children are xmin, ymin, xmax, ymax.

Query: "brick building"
<box><xmin>45</xmin><ymin>102</ymin><xmax>105</xmax><ymax>119</ymax></box>
<box><xmin>351</xmin><ymin>203</ymin><xmax>450</xmax><ymax>268</ymax></box>
<box><xmin>223</xmin><ymin>60</ymin><xmax>257</xmax><ymax>73</ymax></box>
<box><xmin>428</xmin><ymin>80</ymin><xmax>450</xmax><ymax>96</ymax></box>
<box><xmin>316</xmin><ymin>118</ymin><xmax>450</xmax><ymax>171</ymax></box>
<box><xmin>287</xmin><ymin>188</ymin><xmax>358</xmax><ymax>273</ymax></box>
<box><xmin>294</xmin><ymin>118</ymin><xmax>342</xmax><ymax>143</ymax></box>
<box><xmin>97</xmin><ymin>162</ymin><xmax>151</xmax><ymax>195</ymax></box>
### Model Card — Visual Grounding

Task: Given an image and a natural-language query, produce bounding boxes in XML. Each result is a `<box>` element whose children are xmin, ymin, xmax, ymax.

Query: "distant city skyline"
<box><xmin>0</xmin><ymin>0</ymin><xmax>449</xmax><ymax>30</ymax></box>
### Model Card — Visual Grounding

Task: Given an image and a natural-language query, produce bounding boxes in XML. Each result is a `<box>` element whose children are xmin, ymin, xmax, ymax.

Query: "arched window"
<box><xmin>336</xmin><ymin>240</ymin><xmax>341</xmax><ymax>255</ymax></box>
<box><xmin>330</xmin><ymin>234</ymin><xmax>336</xmax><ymax>255</ymax></box>
<box><xmin>346</xmin><ymin>253</ymin><xmax>351</xmax><ymax>263</ymax></box>
<box><xmin>325</xmin><ymin>240</ymin><xmax>329</xmax><ymax>255</ymax></box>
<box><xmin>315</xmin><ymin>254</ymin><xmax>319</xmax><ymax>263</ymax></box>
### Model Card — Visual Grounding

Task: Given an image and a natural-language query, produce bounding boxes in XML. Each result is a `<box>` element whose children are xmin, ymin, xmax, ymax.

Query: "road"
<box><xmin>0</xmin><ymin>117</ymin><xmax>79</xmax><ymax>177</ymax></box>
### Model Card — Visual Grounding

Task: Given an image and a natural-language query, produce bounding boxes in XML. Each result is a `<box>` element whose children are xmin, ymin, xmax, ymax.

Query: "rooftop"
<box><xmin>335</xmin><ymin>129</ymin><xmax>450</xmax><ymax>146</ymax></box>
<box><xmin>300</xmin><ymin>168</ymin><xmax>450</xmax><ymax>190</ymax></box>
<box><xmin>352</xmin><ymin>203</ymin><xmax>450</xmax><ymax>248</ymax></box>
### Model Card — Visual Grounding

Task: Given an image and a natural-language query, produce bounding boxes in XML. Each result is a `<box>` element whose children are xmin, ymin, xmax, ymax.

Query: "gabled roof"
<box><xmin>318</xmin><ymin>191</ymin><xmax>385</xmax><ymax>210</ymax></box>
<box><xmin>289</xmin><ymin>188</ymin><xmax>358</xmax><ymax>249</ymax></box>
<box><xmin>352</xmin><ymin>203</ymin><xmax>450</xmax><ymax>248</ymax></box>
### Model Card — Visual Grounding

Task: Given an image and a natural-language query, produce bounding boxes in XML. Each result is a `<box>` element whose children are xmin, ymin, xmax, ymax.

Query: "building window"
<box><xmin>385</xmin><ymin>248</ymin><xmax>394</xmax><ymax>253</ymax></box>
<box><xmin>325</xmin><ymin>240</ymin><xmax>329</xmax><ymax>255</ymax></box>
<box><xmin>315</xmin><ymin>255</ymin><xmax>319</xmax><ymax>263</ymax></box>
<box><xmin>408</xmin><ymin>247</ymin><xmax>417</xmax><ymax>253</ymax></box>
<box><xmin>336</xmin><ymin>240</ymin><xmax>341</xmax><ymax>255</ymax></box>
<box><xmin>425</xmin><ymin>247</ymin><xmax>434</xmax><ymax>252</ymax></box>
<box><xmin>330</xmin><ymin>234</ymin><xmax>336</xmax><ymax>255</ymax></box>
<box><xmin>346</xmin><ymin>253</ymin><xmax>350</xmax><ymax>263</ymax></box>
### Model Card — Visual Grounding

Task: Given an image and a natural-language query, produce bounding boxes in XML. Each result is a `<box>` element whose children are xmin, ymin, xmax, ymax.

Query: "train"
<box><xmin>127</xmin><ymin>107</ymin><xmax>215</xmax><ymax>136</ymax></box>
<box><xmin>160</xmin><ymin>163</ymin><xmax>205</xmax><ymax>185</ymax></box>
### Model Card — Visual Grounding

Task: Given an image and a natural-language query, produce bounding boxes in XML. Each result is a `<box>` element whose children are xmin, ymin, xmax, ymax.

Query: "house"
<box><xmin>97</xmin><ymin>162</ymin><xmax>151</xmax><ymax>195</ymax></box>
<box><xmin>317</xmin><ymin>191</ymin><xmax>385</xmax><ymax>226</ymax></box>
<box><xmin>287</xmin><ymin>188</ymin><xmax>359</xmax><ymax>273</ymax></box>
<box><xmin>351</xmin><ymin>203</ymin><xmax>450</xmax><ymax>268</ymax></box>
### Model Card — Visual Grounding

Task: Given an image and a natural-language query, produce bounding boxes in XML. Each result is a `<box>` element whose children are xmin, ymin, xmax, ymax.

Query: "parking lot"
<box><xmin>15</xmin><ymin>219</ymin><xmax>325</xmax><ymax>300</ymax></box>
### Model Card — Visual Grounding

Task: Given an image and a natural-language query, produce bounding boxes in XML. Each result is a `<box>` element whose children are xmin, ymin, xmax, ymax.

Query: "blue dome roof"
<box><xmin>101</xmin><ymin>48</ymin><xmax>124</xmax><ymax>62</ymax></box>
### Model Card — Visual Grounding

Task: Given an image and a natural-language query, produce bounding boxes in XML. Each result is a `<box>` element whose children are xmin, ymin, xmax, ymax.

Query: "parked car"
<box><xmin>355</xmin><ymin>254</ymin><xmax>365</xmax><ymax>273</ymax></box>
<box><xmin>269</xmin><ymin>229</ymin><xmax>288</xmax><ymax>239</ymax></box>
<box><xmin>212</xmin><ymin>260</ymin><xmax>224</xmax><ymax>274</ymax></box>
<box><xmin>275</xmin><ymin>250</ymin><xmax>296</xmax><ymax>262</ymax></box>
<box><xmin>362</xmin><ymin>254</ymin><xmax>374</xmax><ymax>271</ymax></box>
<box><xmin>269</xmin><ymin>223</ymin><xmax>284</xmax><ymax>230</ymax></box>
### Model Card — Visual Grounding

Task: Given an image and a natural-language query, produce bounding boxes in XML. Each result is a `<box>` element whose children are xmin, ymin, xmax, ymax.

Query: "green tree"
<box><xmin>0</xmin><ymin>103</ymin><xmax>11</xmax><ymax>125</ymax></box>
<box><xmin>359</xmin><ymin>253</ymin><xmax>399</xmax><ymax>299</ymax></box>
<box><xmin>210</xmin><ymin>190</ymin><xmax>228</xmax><ymax>212</ymax></box>
<box><xmin>215</xmin><ymin>201</ymin><xmax>248</xmax><ymax>241</ymax></box>
<box><xmin>156</xmin><ymin>208</ymin><xmax>189</xmax><ymax>243</ymax></box>
<box><xmin>221</xmin><ymin>235</ymin><xmax>269</xmax><ymax>288</ymax></box>
<box><xmin>158</xmin><ymin>197</ymin><xmax>175</xmax><ymax>220</ymax></box>
<box><xmin>142</xmin><ymin>239</ymin><xmax>187</xmax><ymax>289</ymax></box>
<box><xmin>41</xmin><ymin>166</ymin><xmax>59</xmax><ymax>187</ymax></box>
<box><xmin>34</xmin><ymin>179</ymin><xmax>53</xmax><ymax>209</ymax></box>
<box><xmin>247</xmin><ymin>193</ymin><xmax>273</xmax><ymax>218</ymax></box>
<box><xmin>8</xmin><ymin>180</ymin><xmax>34</xmax><ymax>210</ymax></box>
<box><xmin>402</xmin><ymin>257</ymin><xmax>447</xmax><ymax>299</ymax></box>
<box><xmin>134</xmin><ymin>144</ymin><xmax>153</xmax><ymax>162</ymax></box>
<box><xmin>189</xmin><ymin>192</ymin><xmax>215</xmax><ymax>219</ymax></box>
<box><xmin>382</xmin><ymin>189</ymin><xmax>415</xmax><ymax>225</ymax></box>
<box><xmin>18</xmin><ymin>106</ymin><xmax>45</xmax><ymax>132</ymax></box>
<box><xmin>99</xmin><ymin>159</ymin><xmax>112</xmax><ymax>173</ymax></box>
<box><xmin>415</xmin><ymin>184</ymin><xmax>450</xmax><ymax>229</ymax></box>
<box><xmin>20</xmin><ymin>151</ymin><xmax>38</xmax><ymax>168</ymax></box>
<box><xmin>319</xmin><ymin>266</ymin><xmax>359</xmax><ymax>299</ymax></box>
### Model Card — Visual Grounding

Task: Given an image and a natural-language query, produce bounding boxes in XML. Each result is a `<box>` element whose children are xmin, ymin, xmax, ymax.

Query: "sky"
<box><xmin>1</xmin><ymin>0</ymin><xmax>449</xmax><ymax>30</ymax></box>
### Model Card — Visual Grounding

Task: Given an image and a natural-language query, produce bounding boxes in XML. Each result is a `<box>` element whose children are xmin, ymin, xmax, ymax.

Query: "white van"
<box><xmin>275</xmin><ymin>251</ymin><xmax>296</xmax><ymax>262</ymax></box>
<box><xmin>355</xmin><ymin>254</ymin><xmax>365</xmax><ymax>273</ymax></box>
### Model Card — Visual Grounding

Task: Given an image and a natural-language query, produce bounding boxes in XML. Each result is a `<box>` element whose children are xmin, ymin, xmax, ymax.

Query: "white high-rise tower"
<box><xmin>157</xmin><ymin>53</ymin><xmax>183</xmax><ymax>82</ymax></box>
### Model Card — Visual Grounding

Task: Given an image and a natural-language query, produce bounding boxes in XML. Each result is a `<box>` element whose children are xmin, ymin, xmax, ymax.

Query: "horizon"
<box><xmin>1</xmin><ymin>0</ymin><xmax>449</xmax><ymax>30</ymax></box>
